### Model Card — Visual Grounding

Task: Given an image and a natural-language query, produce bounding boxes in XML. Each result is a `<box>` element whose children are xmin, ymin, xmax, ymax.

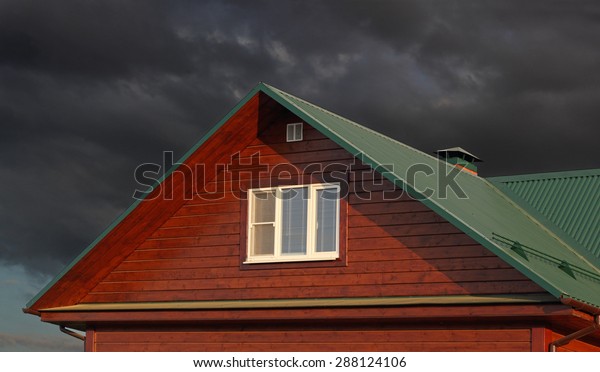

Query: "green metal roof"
<box><xmin>489</xmin><ymin>170</ymin><xmax>600</xmax><ymax>265</ymax></box>
<box><xmin>259</xmin><ymin>83</ymin><xmax>600</xmax><ymax>309</ymax></box>
<box><xmin>27</xmin><ymin>82</ymin><xmax>600</xmax><ymax>312</ymax></box>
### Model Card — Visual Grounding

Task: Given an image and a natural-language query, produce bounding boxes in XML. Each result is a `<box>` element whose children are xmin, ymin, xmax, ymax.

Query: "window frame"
<box><xmin>245</xmin><ymin>183</ymin><xmax>340</xmax><ymax>264</ymax></box>
<box><xmin>286</xmin><ymin>122</ymin><xmax>303</xmax><ymax>142</ymax></box>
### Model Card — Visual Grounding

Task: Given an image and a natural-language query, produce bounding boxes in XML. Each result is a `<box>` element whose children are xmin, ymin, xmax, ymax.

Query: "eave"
<box><xmin>40</xmin><ymin>293</ymin><xmax>558</xmax><ymax>312</ymax></box>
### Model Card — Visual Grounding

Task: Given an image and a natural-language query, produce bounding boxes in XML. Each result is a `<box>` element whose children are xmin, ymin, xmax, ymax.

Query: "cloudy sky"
<box><xmin>1</xmin><ymin>0</ymin><xmax>599</xmax><ymax>351</ymax></box>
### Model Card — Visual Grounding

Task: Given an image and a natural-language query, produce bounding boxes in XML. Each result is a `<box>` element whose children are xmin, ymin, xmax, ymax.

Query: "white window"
<box><xmin>286</xmin><ymin>122</ymin><xmax>303</xmax><ymax>142</ymax></box>
<box><xmin>246</xmin><ymin>183</ymin><xmax>340</xmax><ymax>263</ymax></box>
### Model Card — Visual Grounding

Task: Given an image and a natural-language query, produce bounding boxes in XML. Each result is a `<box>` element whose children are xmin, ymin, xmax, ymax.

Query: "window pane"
<box><xmin>253</xmin><ymin>191</ymin><xmax>275</xmax><ymax>223</ymax></box>
<box><xmin>252</xmin><ymin>224</ymin><xmax>275</xmax><ymax>255</ymax></box>
<box><xmin>281</xmin><ymin>187</ymin><xmax>308</xmax><ymax>255</ymax></box>
<box><xmin>294</xmin><ymin>123</ymin><xmax>302</xmax><ymax>140</ymax></box>
<box><xmin>316</xmin><ymin>188</ymin><xmax>338</xmax><ymax>252</ymax></box>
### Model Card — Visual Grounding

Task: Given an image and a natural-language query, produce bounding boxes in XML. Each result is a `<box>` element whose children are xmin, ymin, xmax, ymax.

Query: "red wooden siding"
<box><xmin>83</xmin><ymin>115</ymin><xmax>545</xmax><ymax>303</ymax></box>
<box><xmin>91</xmin><ymin>324</ymin><xmax>533</xmax><ymax>352</ymax></box>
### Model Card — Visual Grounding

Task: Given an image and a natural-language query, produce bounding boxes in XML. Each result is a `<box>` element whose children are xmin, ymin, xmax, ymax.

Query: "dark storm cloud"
<box><xmin>1</xmin><ymin>0</ymin><xmax>599</xmax><ymax>278</ymax></box>
<box><xmin>0</xmin><ymin>0</ymin><xmax>194</xmax><ymax>77</ymax></box>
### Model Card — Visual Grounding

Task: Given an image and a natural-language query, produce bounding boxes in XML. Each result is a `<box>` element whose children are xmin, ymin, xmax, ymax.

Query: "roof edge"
<box><xmin>489</xmin><ymin>168</ymin><xmax>600</xmax><ymax>183</ymax></box>
<box><xmin>561</xmin><ymin>295</ymin><xmax>600</xmax><ymax>315</ymax></box>
<box><xmin>40</xmin><ymin>293</ymin><xmax>559</xmax><ymax>312</ymax></box>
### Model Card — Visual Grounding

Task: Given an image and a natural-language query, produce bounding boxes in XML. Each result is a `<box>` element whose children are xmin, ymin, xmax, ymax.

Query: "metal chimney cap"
<box><xmin>435</xmin><ymin>147</ymin><xmax>483</xmax><ymax>163</ymax></box>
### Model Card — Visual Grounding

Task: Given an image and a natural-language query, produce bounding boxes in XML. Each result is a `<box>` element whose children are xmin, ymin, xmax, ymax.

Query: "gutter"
<box><xmin>24</xmin><ymin>306</ymin><xmax>86</xmax><ymax>343</ymax></box>
<box><xmin>59</xmin><ymin>326</ymin><xmax>86</xmax><ymax>342</ymax></box>
<box><xmin>549</xmin><ymin>296</ymin><xmax>600</xmax><ymax>351</ymax></box>
<box><xmin>561</xmin><ymin>295</ymin><xmax>600</xmax><ymax>315</ymax></box>
<box><xmin>549</xmin><ymin>315</ymin><xmax>600</xmax><ymax>352</ymax></box>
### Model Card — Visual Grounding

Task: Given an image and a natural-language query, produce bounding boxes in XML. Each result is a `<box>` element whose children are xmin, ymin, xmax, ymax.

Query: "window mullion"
<box><xmin>248</xmin><ymin>191</ymin><xmax>254</xmax><ymax>257</ymax></box>
<box><xmin>334</xmin><ymin>187</ymin><xmax>340</xmax><ymax>255</ymax></box>
<box><xmin>306</xmin><ymin>185</ymin><xmax>315</xmax><ymax>256</ymax></box>
<box><xmin>274</xmin><ymin>187</ymin><xmax>282</xmax><ymax>258</ymax></box>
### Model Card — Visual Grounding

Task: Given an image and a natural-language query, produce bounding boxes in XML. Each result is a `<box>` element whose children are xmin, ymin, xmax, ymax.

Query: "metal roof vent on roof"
<box><xmin>435</xmin><ymin>147</ymin><xmax>483</xmax><ymax>175</ymax></box>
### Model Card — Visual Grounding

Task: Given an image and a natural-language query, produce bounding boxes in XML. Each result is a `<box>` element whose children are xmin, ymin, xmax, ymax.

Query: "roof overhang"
<box><xmin>40</xmin><ymin>294</ymin><xmax>558</xmax><ymax>312</ymax></box>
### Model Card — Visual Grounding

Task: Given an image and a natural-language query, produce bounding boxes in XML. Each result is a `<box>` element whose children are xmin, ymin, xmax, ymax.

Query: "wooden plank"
<box><xmin>95</xmin><ymin>328</ymin><xmax>530</xmax><ymax>344</ymax></box>
<box><xmin>190</xmin><ymin>170</ymin><xmax>350</xmax><ymax>193</ymax></box>
<box><xmin>348</xmin><ymin>182</ymin><xmax>403</xmax><ymax>194</ymax></box>
<box><xmin>174</xmin><ymin>202</ymin><xmax>240</xmax><ymax>217</ymax></box>
<box><xmin>92</xmin><ymin>323</ymin><xmax>542</xmax><ymax>333</ymax></box>
<box><xmin>251</xmin><ymin>126</ymin><xmax>327</xmax><ymax>145</ymax></box>
<box><xmin>349</xmin><ymin>212</ymin><xmax>447</xmax><ymax>227</ymax></box>
<box><xmin>161</xmin><ymin>213</ymin><xmax>240</xmax><ymax>227</ymax></box>
<box><xmin>149</xmin><ymin>224</ymin><xmax>239</xmax><ymax>239</ymax></box>
<box><xmin>138</xmin><ymin>235</ymin><xmax>240</xmax><ymax>249</ymax></box>
<box><xmin>42</xmin><ymin>304</ymin><xmax>574</xmax><ymax>324</ymax></box>
<box><xmin>349</xmin><ymin>200</ymin><xmax>432</xmax><ymax>215</ymax></box>
<box><xmin>185</xmin><ymin>189</ymin><xmax>243</xmax><ymax>203</ymax></box>
<box><xmin>348</xmin><ymin>245</ymin><xmax>496</xmax><ymax>262</ymax></box>
<box><xmin>349</xmin><ymin>170</ymin><xmax>384</xmax><ymax>182</ymax></box>
<box><xmin>94</xmin><ymin>341</ymin><xmax>531</xmax><ymax>352</ymax></box>
<box><xmin>531</xmin><ymin>327</ymin><xmax>547</xmax><ymax>352</ymax></box>
<box><xmin>92</xmin><ymin>268</ymin><xmax>528</xmax><ymax>293</ymax></box>
<box><xmin>103</xmin><ymin>256</ymin><xmax>513</xmax><ymax>282</ymax></box>
<box><xmin>83</xmin><ymin>280</ymin><xmax>544</xmax><ymax>303</ymax></box>
<box><xmin>348</xmin><ymin>223</ymin><xmax>462</xmax><ymax>239</ymax></box>
<box><xmin>124</xmin><ymin>246</ymin><xmax>240</xmax><ymax>261</ymax></box>
<box><xmin>227</xmin><ymin>149</ymin><xmax>354</xmax><ymax>172</ymax></box>
<box><xmin>241</xmin><ymin>138</ymin><xmax>342</xmax><ymax>157</ymax></box>
<box><xmin>544</xmin><ymin>328</ymin><xmax>553</xmax><ymax>352</ymax></box>
<box><xmin>114</xmin><ymin>256</ymin><xmax>240</xmax><ymax>271</ymax></box>
<box><xmin>349</xmin><ymin>190</ymin><xmax>410</xmax><ymax>204</ymax></box>
<box><xmin>85</xmin><ymin>328</ymin><xmax>95</xmax><ymax>352</ymax></box>
<box><xmin>348</xmin><ymin>234</ymin><xmax>478</xmax><ymax>249</ymax></box>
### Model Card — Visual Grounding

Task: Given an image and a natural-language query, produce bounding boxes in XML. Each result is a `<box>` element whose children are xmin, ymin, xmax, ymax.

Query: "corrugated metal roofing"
<box><xmin>260</xmin><ymin>82</ymin><xmax>600</xmax><ymax>309</ymax></box>
<box><xmin>489</xmin><ymin>170</ymin><xmax>600</xmax><ymax>263</ymax></box>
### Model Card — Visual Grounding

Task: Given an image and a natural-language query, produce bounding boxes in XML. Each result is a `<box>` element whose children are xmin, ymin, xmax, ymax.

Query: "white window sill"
<box><xmin>243</xmin><ymin>255</ymin><xmax>339</xmax><ymax>264</ymax></box>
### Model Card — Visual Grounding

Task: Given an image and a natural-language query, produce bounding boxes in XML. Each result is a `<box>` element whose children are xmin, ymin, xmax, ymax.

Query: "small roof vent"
<box><xmin>435</xmin><ymin>147</ymin><xmax>482</xmax><ymax>175</ymax></box>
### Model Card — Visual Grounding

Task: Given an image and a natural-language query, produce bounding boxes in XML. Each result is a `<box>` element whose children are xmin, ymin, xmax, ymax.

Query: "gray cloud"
<box><xmin>0</xmin><ymin>0</ymin><xmax>194</xmax><ymax>78</ymax></box>
<box><xmin>1</xmin><ymin>0</ymin><xmax>599</xmax><ymax>281</ymax></box>
<box><xmin>0</xmin><ymin>331</ymin><xmax>81</xmax><ymax>352</ymax></box>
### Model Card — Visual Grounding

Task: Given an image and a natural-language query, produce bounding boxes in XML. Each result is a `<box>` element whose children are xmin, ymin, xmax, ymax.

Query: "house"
<box><xmin>24</xmin><ymin>83</ymin><xmax>600</xmax><ymax>352</ymax></box>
